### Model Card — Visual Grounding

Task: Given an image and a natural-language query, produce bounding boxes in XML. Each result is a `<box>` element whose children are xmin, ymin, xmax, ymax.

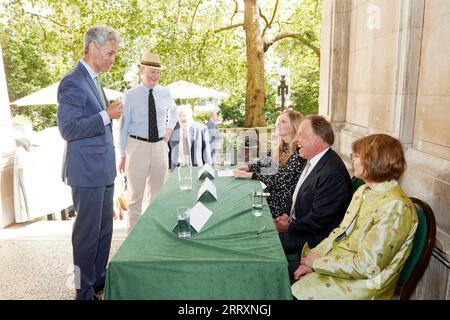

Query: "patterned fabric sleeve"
<box><xmin>312</xmin><ymin>199</ymin><xmax>416</xmax><ymax>279</ymax></box>
<box><xmin>311</xmin><ymin>186</ymin><xmax>368</xmax><ymax>256</ymax></box>
<box><xmin>252</xmin><ymin>151</ymin><xmax>304</xmax><ymax>191</ymax></box>
<box><xmin>248</xmin><ymin>156</ymin><xmax>272</xmax><ymax>173</ymax></box>
<box><xmin>252</xmin><ymin>152</ymin><xmax>304</xmax><ymax>217</ymax></box>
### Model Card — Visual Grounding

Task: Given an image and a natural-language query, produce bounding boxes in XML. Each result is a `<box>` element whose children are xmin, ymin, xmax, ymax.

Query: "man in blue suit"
<box><xmin>57</xmin><ymin>26</ymin><xmax>122</xmax><ymax>300</ymax></box>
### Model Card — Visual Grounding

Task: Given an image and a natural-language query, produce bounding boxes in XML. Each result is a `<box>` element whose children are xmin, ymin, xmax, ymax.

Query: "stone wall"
<box><xmin>320</xmin><ymin>0</ymin><xmax>450</xmax><ymax>299</ymax></box>
<box><xmin>0</xmin><ymin>46</ymin><xmax>16</xmax><ymax>228</ymax></box>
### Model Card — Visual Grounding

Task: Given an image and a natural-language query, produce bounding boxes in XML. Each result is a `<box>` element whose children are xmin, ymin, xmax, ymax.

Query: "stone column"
<box><xmin>0</xmin><ymin>46</ymin><xmax>16</xmax><ymax>228</ymax></box>
<box><xmin>318</xmin><ymin>0</ymin><xmax>352</xmax><ymax>152</ymax></box>
<box><xmin>321</xmin><ymin>0</ymin><xmax>450</xmax><ymax>299</ymax></box>
<box><xmin>392</xmin><ymin>0</ymin><xmax>425</xmax><ymax>149</ymax></box>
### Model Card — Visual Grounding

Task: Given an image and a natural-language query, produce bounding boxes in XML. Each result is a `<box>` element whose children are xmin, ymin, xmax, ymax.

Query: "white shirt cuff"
<box><xmin>100</xmin><ymin>110</ymin><xmax>111</xmax><ymax>126</ymax></box>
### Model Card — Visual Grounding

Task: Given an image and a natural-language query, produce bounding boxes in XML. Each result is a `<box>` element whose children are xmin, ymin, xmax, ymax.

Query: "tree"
<box><xmin>1</xmin><ymin>0</ymin><xmax>321</xmax><ymax>130</ymax></box>
<box><xmin>214</xmin><ymin>0</ymin><xmax>320</xmax><ymax>127</ymax></box>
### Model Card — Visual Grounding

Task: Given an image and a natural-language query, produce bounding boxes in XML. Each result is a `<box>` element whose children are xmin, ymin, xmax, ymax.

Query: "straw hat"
<box><xmin>140</xmin><ymin>52</ymin><xmax>165</xmax><ymax>70</ymax></box>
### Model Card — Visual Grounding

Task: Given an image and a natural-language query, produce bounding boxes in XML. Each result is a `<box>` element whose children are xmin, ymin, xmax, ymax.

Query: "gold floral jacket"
<box><xmin>291</xmin><ymin>180</ymin><xmax>418</xmax><ymax>300</ymax></box>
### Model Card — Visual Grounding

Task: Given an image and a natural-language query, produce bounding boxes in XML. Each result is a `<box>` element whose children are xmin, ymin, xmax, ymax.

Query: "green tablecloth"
<box><xmin>105</xmin><ymin>167</ymin><xmax>292</xmax><ymax>300</ymax></box>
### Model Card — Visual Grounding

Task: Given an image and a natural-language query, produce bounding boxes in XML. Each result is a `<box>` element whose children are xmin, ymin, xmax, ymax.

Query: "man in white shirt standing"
<box><xmin>119</xmin><ymin>52</ymin><xmax>177</xmax><ymax>233</ymax></box>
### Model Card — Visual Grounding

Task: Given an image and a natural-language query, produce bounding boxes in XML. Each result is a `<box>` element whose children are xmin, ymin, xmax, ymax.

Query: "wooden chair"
<box><xmin>395</xmin><ymin>197</ymin><xmax>436</xmax><ymax>299</ymax></box>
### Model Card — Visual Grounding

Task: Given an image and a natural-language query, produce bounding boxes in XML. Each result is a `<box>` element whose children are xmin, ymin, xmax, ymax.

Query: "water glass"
<box><xmin>223</xmin><ymin>151</ymin><xmax>232</xmax><ymax>169</ymax></box>
<box><xmin>177</xmin><ymin>207</ymin><xmax>191</xmax><ymax>238</ymax></box>
<box><xmin>251</xmin><ymin>188</ymin><xmax>264</xmax><ymax>217</ymax></box>
<box><xmin>178</xmin><ymin>164</ymin><xmax>192</xmax><ymax>190</ymax></box>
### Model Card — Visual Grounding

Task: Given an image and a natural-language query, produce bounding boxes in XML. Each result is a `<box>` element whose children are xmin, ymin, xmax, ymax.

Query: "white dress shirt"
<box><xmin>290</xmin><ymin>147</ymin><xmax>330</xmax><ymax>219</ymax></box>
<box><xmin>79</xmin><ymin>59</ymin><xmax>110</xmax><ymax>126</ymax></box>
<box><xmin>119</xmin><ymin>83</ymin><xmax>177</xmax><ymax>157</ymax></box>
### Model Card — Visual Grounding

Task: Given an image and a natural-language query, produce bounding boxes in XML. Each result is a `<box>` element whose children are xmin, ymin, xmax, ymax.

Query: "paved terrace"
<box><xmin>0</xmin><ymin>218</ymin><xmax>127</xmax><ymax>300</ymax></box>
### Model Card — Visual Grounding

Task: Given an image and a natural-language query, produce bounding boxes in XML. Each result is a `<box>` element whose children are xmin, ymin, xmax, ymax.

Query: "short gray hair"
<box><xmin>84</xmin><ymin>26</ymin><xmax>121</xmax><ymax>54</ymax></box>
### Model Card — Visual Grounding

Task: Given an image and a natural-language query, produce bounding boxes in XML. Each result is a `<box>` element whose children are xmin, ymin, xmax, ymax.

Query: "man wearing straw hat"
<box><xmin>119</xmin><ymin>52</ymin><xmax>177</xmax><ymax>233</ymax></box>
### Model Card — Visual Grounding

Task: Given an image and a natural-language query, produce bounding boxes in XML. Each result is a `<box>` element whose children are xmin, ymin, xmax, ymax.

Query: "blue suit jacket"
<box><xmin>168</xmin><ymin>121</ymin><xmax>212</xmax><ymax>170</ymax></box>
<box><xmin>57</xmin><ymin>62</ymin><xmax>116</xmax><ymax>187</ymax></box>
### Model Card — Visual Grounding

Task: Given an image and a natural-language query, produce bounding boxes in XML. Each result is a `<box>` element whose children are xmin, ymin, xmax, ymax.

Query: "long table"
<box><xmin>105</xmin><ymin>167</ymin><xmax>292</xmax><ymax>300</ymax></box>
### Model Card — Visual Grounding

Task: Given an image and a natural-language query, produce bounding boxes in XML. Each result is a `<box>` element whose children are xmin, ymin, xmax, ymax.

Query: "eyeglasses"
<box><xmin>350</xmin><ymin>153</ymin><xmax>359</xmax><ymax>161</ymax></box>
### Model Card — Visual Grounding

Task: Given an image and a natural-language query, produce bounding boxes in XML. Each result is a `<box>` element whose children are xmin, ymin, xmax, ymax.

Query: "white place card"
<box><xmin>217</xmin><ymin>169</ymin><xmax>234</xmax><ymax>177</ymax></box>
<box><xmin>189</xmin><ymin>202</ymin><xmax>213</xmax><ymax>232</ymax></box>
<box><xmin>198</xmin><ymin>163</ymin><xmax>215</xmax><ymax>180</ymax></box>
<box><xmin>197</xmin><ymin>177</ymin><xmax>218</xmax><ymax>201</ymax></box>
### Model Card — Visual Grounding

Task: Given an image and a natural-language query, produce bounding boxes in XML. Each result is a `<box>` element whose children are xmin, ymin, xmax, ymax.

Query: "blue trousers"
<box><xmin>71</xmin><ymin>184</ymin><xmax>114</xmax><ymax>300</ymax></box>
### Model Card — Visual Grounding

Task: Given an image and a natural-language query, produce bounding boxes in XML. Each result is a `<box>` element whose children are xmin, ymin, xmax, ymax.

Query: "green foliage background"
<box><xmin>0</xmin><ymin>0</ymin><xmax>321</xmax><ymax>130</ymax></box>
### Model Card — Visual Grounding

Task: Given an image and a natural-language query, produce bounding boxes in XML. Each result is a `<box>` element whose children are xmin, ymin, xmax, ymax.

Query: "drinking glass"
<box><xmin>177</xmin><ymin>207</ymin><xmax>191</xmax><ymax>238</ymax></box>
<box><xmin>178</xmin><ymin>164</ymin><xmax>192</xmax><ymax>190</ymax></box>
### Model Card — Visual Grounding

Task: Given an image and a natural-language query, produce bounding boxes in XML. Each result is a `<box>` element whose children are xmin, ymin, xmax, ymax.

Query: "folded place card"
<box><xmin>198</xmin><ymin>163</ymin><xmax>215</xmax><ymax>180</ymax></box>
<box><xmin>217</xmin><ymin>169</ymin><xmax>234</xmax><ymax>177</ymax></box>
<box><xmin>197</xmin><ymin>177</ymin><xmax>218</xmax><ymax>202</ymax></box>
<box><xmin>189</xmin><ymin>202</ymin><xmax>213</xmax><ymax>232</ymax></box>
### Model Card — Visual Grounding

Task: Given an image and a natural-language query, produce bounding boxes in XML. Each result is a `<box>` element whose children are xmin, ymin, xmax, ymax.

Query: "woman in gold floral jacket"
<box><xmin>291</xmin><ymin>134</ymin><xmax>418</xmax><ymax>300</ymax></box>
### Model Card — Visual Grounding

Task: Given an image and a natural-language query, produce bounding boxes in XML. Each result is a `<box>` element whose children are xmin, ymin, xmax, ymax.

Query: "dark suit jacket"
<box><xmin>57</xmin><ymin>62</ymin><xmax>116</xmax><ymax>187</ymax></box>
<box><xmin>285</xmin><ymin>148</ymin><xmax>352</xmax><ymax>251</ymax></box>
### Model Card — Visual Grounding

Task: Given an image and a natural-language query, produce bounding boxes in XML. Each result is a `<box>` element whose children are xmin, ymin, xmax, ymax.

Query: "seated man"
<box><xmin>168</xmin><ymin>105</ymin><xmax>212</xmax><ymax>171</ymax></box>
<box><xmin>274</xmin><ymin>115</ymin><xmax>352</xmax><ymax>277</ymax></box>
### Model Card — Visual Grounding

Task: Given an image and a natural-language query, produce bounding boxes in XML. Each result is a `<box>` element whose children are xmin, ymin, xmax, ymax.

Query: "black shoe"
<box><xmin>94</xmin><ymin>285</ymin><xmax>104</xmax><ymax>295</ymax></box>
<box><xmin>94</xmin><ymin>285</ymin><xmax>104</xmax><ymax>300</ymax></box>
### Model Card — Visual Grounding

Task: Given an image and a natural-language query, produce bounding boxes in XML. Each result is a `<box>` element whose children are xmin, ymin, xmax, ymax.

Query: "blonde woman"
<box><xmin>233</xmin><ymin>109</ymin><xmax>305</xmax><ymax>217</ymax></box>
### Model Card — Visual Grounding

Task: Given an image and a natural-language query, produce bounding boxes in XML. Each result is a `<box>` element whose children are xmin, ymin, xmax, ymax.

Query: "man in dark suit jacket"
<box><xmin>274</xmin><ymin>115</ymin><xmax>352</xmax><ymax>265</ymax></box>
<box><xmin>57</xmin><ymin>26</ymin><xmax>122</xmax><ymax>300</ymax></box>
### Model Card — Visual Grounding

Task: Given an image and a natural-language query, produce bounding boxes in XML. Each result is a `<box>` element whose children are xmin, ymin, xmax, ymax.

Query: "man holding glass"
<box><xmin>57</xmin><ymin>26</ymin><xmax>122</xmax><ymax>300</ymax></box>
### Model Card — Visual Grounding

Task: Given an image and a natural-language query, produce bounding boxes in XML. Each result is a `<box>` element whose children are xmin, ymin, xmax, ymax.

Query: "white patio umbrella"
<box><xmin>11</xmin><ymin>81</ymin><xmax>123</xmax><ymax>107</ymax></box>
<box><xmin>167</xmin><ymin>80</ymin><xmax>229</xmax><ymax>100</ymax></box>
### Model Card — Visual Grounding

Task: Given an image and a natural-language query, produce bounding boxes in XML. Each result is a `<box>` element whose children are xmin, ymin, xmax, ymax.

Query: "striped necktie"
<box><xmin>95</xmin><ymin>76</ymin><xmax>107</xmax><ymax>109</ymax></box>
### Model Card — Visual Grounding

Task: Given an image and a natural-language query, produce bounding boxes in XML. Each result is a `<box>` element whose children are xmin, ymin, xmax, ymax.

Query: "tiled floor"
<box><xmin>0</xmin><ymin>218</ymin><xmax>127</xmax><ymax>300</ymax></box>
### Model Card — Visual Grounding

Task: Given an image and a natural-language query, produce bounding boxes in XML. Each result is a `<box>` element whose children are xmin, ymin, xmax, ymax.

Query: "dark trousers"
<box><xmin>279</xmin><ymin>231</ymin><xmax>306</xmax><ymax>255</ymax></box>
<box><xmin>279</xmin><ymin>232</ymin><xmax>305</xmax><ymax>282</ymax></box>
<box><xmin>71</xmin><ymin>184</ymin><xmax>114</xmax><ymax>300</ymax></box>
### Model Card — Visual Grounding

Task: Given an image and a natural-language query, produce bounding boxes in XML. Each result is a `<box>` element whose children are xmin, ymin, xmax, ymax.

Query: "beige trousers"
<box><xmin>125</xmin><ymin>137</ymin><xmax>168</xmax><ymax>233</ymax></box>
